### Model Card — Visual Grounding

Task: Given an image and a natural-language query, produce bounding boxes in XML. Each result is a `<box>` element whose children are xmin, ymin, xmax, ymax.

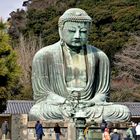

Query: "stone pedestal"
<box><xmin>10</xmin><ymin>115</ymin><xmax>81</xmax><ymax>140</ymax></box>
<box><xmin>11</xmin><ymin>114</ymin><xmax>28</xmax><ymax>140</ymax></box>
<box><xmin>67</xmin><ymin>121</ymin><xmax>76</xmax><ymax>140</ymax></box>
<box><xmin>87</xmin><ymin>129</ymin><xmax>94</xmax><ymax>140</ymax></box>
<box><xmin>28</xmin><ymin>120</ymin><xmax>68</xmax><ymax>140</ymax></box>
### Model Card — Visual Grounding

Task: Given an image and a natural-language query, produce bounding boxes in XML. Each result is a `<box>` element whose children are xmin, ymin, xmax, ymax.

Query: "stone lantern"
<box><xmin>74</xmin><ymin>109</ymin><xmax>88</xmax><ymax>140</ymax></box>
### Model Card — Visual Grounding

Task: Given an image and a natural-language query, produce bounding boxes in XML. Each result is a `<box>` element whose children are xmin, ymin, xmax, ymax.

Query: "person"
<box><xmin>103</xmin><ymin>128</ymin><xmax>110</xmax><ymax>140</ymax></box>
<box><xmin>29</xmin><ymin>8</ymin><xmax>130</xmax><ymax>123</ymax></box>
<box><xmin>126</xmin><ymin>124</ymin><xmax>135</xmax><ymax>140</ymax></box>
<box><xmin>100</xmin><ymin>119</ymin><xmax>108</xmax><ymax>140</ymax></box>
<box><xmin>131</xmin><ymin>123</ymin><xmax>137</xmax><ymax>140</ymax></box>
<box><xmin>100</xmin><ymin>119</ymin><xmax>108</xmax><ymax>133</ymax></box>
<box><xmin>135</xmin><ymin>123</ymin><xmax>140</xmax><ymax>140</ymax></box>
<box><xmin>1</xmin><ymin>120</ymin><xmax>9</xmax><ymax>140</ymax></box>
<box><xmin>35</xmin><ymin>120</ymin><xmax>40</xmax><ymax>136</ymax></box>
<box><xmin>35</xmin><ymin>120</ymin><xmax>44</xmax><ymax>140</ymax></box>
<box><xmin>110</xmin><ymin>129</ymin><xmax>121</xmax><ymax>140</ymax></box>
<box><xmin>84</xmin><ymin>125</ymin><xmax>89</xmax><ymax>140</ymax></box>
<box><xmin>124</xmin><ymin>135</ymin><xmax>133</xmax><ymax>140</ymax></box>
<box><xmin>54</xmin><ymin>123</ymin><xmax>61</xmax><ymax>140</ymax></box>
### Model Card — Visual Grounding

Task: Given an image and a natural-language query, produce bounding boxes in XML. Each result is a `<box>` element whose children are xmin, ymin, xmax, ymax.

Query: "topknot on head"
<box><xmin>58</xmin><ymin>8</ymin><xmax>92</xmax><ymax>27</ymax></box>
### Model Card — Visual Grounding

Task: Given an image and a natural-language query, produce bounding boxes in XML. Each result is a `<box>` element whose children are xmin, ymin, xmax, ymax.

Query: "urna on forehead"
<box><xmin>58</xmin><ymin>8</ymin><xmax>92</xmax><ymax>27</ymax></box>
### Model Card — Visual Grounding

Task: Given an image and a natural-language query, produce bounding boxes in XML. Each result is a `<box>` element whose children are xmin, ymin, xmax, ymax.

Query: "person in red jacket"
<box><xmin>103</xmin><ymin>128</ymin><xmax>111</xmax><ymax>140</ymax></box>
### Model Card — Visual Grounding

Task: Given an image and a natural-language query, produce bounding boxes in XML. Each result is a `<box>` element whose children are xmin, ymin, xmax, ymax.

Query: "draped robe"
<box><xmin>29</xmin><ymin>41</ymin><xmax>130</xmax><ymax>122</ymax></box>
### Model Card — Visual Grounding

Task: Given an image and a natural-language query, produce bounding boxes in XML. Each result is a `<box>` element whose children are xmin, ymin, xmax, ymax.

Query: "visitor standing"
<box><xmin>131</xmin><ymin>122</ymin><xmax>137</xmax><ymax>140</ymax></box>
<box><xmin>103</xmin><ymin>128</ymin><xmax>111</xmax><ymax>140</ymax></box>
<box><xmin>136</xmin><ymin>123</ymin><xmax>140</xmax><ymax>140</ymax></box>
<box><xmin>1</xmin><ymin>120</ymin><xmax>9</xmax><ymax>140</ymax></box>
<box><xmin>100</xmin><ymin>119</ymin><xmax>107</xmax><ymax>133</ymax></box>
<box><xmin>35</xmin><ymin>120</ymin><xmax>44</xmax><ymax>140</ymax></box>
<box><xmin>126</xmin><ymin>124</ymin><xmax>135</xmax><ymax>140</ymax></box>
<box><xmin>84</xmin><ymin>125</ymin><xmax>89</xmax><ymax>140</ymax></box>
<box><xmin>54</xmin><ymin>123</ymin><xmax>61</xmax><ymax>140</ymax></box>
<box><xmin>101</xmin><ymin>119</ymin><xmax>108</xmax><ymax>140</ymax></box>
<box><xmin>110</xmin><ymin>129</ymin><xmax>121</xmax><ymax>140</ymax></box>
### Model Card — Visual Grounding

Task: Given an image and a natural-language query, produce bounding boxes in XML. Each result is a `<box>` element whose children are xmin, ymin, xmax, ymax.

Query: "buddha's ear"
<box><xmin>59</xmin><ymin>28</ymin><xmax>63</xmax><ymax>40</ymax></box>
<box><xmin>59</xmin><ymin>28</ymin><xmax>65</xmax><ymax>45</ymax></box>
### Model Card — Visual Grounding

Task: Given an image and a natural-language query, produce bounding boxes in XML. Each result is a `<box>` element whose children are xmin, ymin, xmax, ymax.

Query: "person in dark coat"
<box><xmin>124</xmin><ymin>135</ymin><xmax>132</xmax><ymax>140</ymax></box>
<box><xmin>35</xmin><ymin>120</ymin><xmax>44</xmax><ymax>140</ymax></box>
<box><xmin>1</xmin><ymin>120</ymin><xmax>9</xmax><ymax>140</ymax></box>
<box><xmin>54</xmin><ymin>123</ymin><xmax>61</xmax><ymax>140</ymax></box>
<box><xmin>111</xmin><ymin>129</ymin><xmax>121</xmax><ymax>140</ymax></box>
<box><xmin>100</xmin><ymin>119</ymin><xmax>107</xmax><ymax>133</ymax></box>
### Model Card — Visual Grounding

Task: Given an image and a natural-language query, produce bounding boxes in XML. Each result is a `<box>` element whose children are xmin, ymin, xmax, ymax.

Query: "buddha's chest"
<box><xmin>64</xmin><ymin>53</ymin><xmax>87</xmax><ymax>88</ymax></box>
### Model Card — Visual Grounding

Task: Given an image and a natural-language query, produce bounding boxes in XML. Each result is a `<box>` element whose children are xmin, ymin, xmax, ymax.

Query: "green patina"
<box><xmin>29</xmin><ymin>8</ymin><xmax>130</xmax><ymax>123</ymax></box>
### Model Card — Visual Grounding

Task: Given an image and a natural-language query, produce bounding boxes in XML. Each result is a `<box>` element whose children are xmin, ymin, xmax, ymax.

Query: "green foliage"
<box><xmin>42</xmin><ymin>17</ymin><xmax>59</xmax><ymax>45</ymax></box>
<box><xmin>26</xmin><ymin>9</ymin><xmax>48</xmax><ymax>35</ymax></box>
<box><xmin>7</xmin><ymin>0</ymin><xmax>140</xmax><ymax>100</ymax></box>
<box><xmin>0</xmin><ymin>22</ymin><xmax>6</xmax><ymax>30</ymax></box>
<box><xmin>0</xmin><ymin>22</ymin><xmax>21</xmax><ymax>101</ymax></box>
<box><xmin>0</xmin><ymin>98</ymin><xmax>7</xmax><ymax>113</ymax></box>
<box><xmin>112</xmin><ymin>7</ymin><xmax>140</xmax><ymax>32</ymax></box>
<box><xmin>21</xmin><ymin>0</ymin><xmax>140</xmax><ymax>60</ymax></box>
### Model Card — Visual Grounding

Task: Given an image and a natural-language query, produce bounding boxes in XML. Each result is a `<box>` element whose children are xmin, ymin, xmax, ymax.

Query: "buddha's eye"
<box><xmin>68</xmin><ymin>28</ymin><xmax>76</xmax><ymax>32</ymax></box>
<box><xmin>80</xmin><ymin>28</ymin><xmax>87</xmax><ymax>33</ymax></box>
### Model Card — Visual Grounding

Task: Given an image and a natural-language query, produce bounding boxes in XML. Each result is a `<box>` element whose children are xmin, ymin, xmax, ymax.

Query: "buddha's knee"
<box><xmin>29</xmin><ymin>103</ymin><xmax>63</xmax><ymax>120</ymax></box>
<box><xmin>29</xmin><ymin>103</ymin><xmax>45</xmax><ymax>120</ymax></box>
<box><xmin>103</xmin><ymin>104</ymin><xmax>130</xmax><ymax>121</ymax></box>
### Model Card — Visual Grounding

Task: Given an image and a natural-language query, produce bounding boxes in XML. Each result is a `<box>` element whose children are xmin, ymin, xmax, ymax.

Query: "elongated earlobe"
<box><xmin>59</xmin><ymin>28</ymin><xmax>65</xmax><ymax>46</ymax></box>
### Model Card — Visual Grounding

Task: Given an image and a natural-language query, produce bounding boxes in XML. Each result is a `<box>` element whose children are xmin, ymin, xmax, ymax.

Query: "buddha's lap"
<box><xmin>30</xmin><ymin>101</ymin><xmax>130</xmax><ymax>119</ymax></box>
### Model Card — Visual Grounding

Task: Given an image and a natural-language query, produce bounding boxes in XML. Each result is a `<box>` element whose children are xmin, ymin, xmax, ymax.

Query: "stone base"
<box><xmin>28</xmin><ymin>120</ymin><xmax>69</xmax><ymax>140</ymax></box>
<box><xmin>9</xmin><ymin>114</ymin><xmax>130</xmax><ymax>140</ymax></box>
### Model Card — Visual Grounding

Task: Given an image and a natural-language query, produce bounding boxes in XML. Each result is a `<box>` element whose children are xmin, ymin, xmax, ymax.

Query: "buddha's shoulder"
<box><xmin>88</xmin><ymin>45</ymin><xmax>108</xmax><ymax>57</ymax></box>
<box><xmin>33</xmin><ymin>42</ymin><xmax>60</xmax><ymax>58</ymax></box>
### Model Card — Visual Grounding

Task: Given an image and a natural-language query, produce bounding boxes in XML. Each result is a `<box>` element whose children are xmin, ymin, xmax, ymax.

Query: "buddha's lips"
<box><xmin>72</xmin><ymin>40</ymin><xmax>81</xmax><ymax>43</ymax></box>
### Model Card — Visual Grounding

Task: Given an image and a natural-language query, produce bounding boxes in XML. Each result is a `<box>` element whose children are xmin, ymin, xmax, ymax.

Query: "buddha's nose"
<box><xmin>74</xmin><ymin>30</ymin><xmax>80</xmax><ymax>39</ymax></box>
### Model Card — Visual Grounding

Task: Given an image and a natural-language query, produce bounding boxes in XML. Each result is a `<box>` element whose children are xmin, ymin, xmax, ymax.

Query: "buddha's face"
<box><xmin>61</xmin><ymin>21</ymin><xmax>90</xmax><ymax>48</ymax></box>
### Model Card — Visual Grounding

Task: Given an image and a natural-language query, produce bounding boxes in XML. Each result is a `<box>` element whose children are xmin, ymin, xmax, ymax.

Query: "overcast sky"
<box><xmin>0</xmin><ymin>0</ymin><xmax>25</xmax><ymax>21</ymax></box>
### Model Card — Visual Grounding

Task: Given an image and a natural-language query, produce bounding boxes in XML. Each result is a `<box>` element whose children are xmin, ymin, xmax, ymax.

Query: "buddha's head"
<box><xmin>58</xmin><ymin>8</ymin><xmax>92</xmax><ymax>49</ymax></box>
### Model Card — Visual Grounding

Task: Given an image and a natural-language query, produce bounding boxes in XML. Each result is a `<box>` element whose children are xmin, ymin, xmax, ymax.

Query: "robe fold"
<box><xmin>29</xmin><ymin>41</ymin><xmax>130</xmax><ymax>122</ymax></box>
